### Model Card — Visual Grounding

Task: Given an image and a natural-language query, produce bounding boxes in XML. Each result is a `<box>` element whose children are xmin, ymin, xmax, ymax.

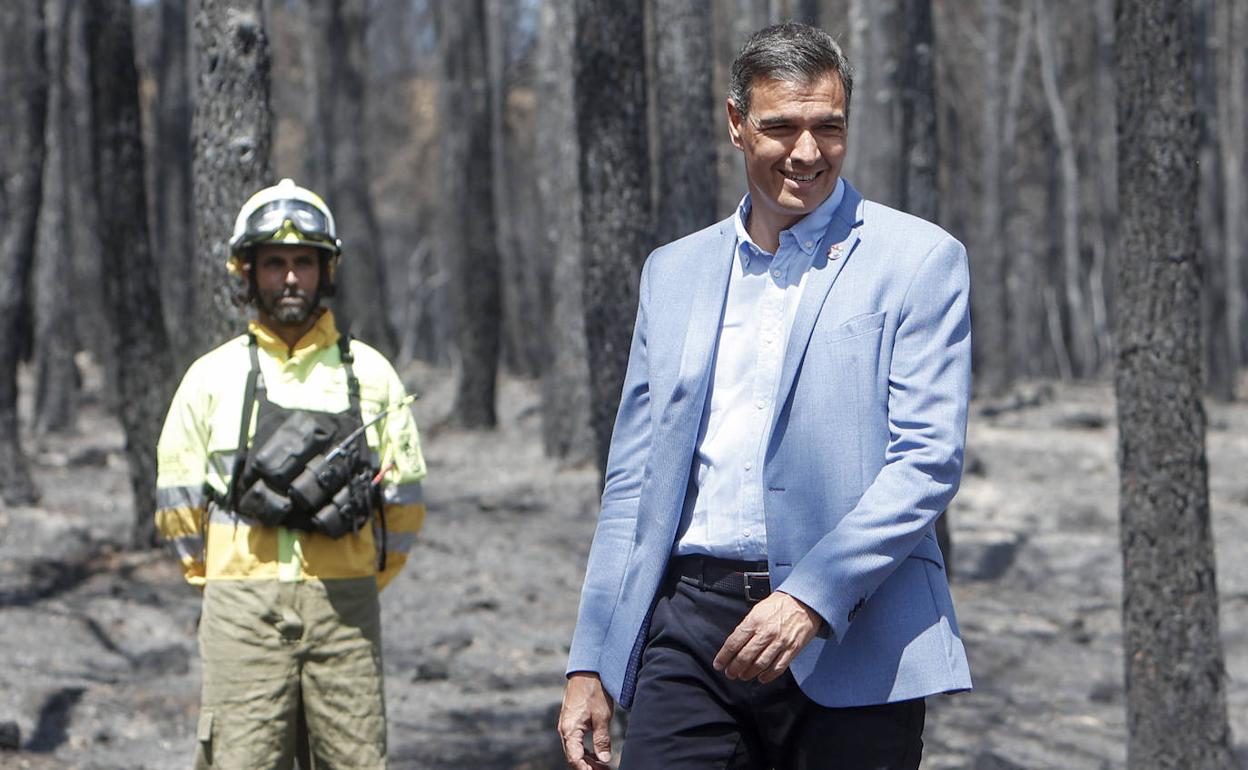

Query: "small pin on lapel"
<box><xmin>828</xmin><ymin>243</ymin><xmax>843</xmax><ymax>260</ymax></box>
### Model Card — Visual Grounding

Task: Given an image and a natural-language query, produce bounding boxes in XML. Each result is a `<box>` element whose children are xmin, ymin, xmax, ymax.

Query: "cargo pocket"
<box><xmin>196</xmin><ymin>709</ymin><xmax>214</xmax><ymax>766</ymax></box>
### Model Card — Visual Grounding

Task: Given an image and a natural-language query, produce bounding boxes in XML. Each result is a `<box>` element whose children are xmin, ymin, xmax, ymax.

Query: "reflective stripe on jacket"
<box><xmin>155</xmin><ymin>310</ymin><xmax>427</xmax><ymax>589</ymax></box>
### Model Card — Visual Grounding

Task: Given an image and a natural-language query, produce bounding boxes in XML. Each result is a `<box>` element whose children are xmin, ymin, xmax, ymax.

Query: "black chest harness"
<box><xmin>227</xmin><ymin>333</ymin><xmax>385</xmax><ymax>544</ymax></box>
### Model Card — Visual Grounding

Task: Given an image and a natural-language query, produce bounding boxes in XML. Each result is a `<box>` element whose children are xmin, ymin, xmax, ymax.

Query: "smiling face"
<box><xmin>728</xmin><ymin>73</ymin><xmax>848</xmax><ymax>250</ymax></box>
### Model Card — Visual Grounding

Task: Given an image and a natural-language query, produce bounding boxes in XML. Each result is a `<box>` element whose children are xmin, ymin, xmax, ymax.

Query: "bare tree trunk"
<box><xmin>191</xmin><ymin>0</ymin><xmax>272</xmax><ymax>350</ymax></box>
<box><xmin>650</xmin><ymin>0</ymin><xmax>718</xmax><ymax>245</ymax></box>
<box><xmin>1091</xmin><ymin>0</ymin><xmax>1120</xmax><ymax>380</ymax></box>
<box><xmin>537</xmin><ymin>0</ymin><xmax>595</xmax><ymax>463</ymax></box>
<box><xmin>84</xmin><ymin>0</ymin><xmax>176</xmax><ymax>549</ymax></box>
<box><xmin>1036</xmin><ymin>0</ymin><xmax>1097</xmax><ymax>377</ymax></box>
<box><xmin>304</xmin><ymin>0</ymin><xmax>397</xmax><ymax>355</ymax></box>
<box><xmin>1196</xmin><ymin>0</ymin><xmax>1232</xmax><ymax>399</ymax></box>
<box><xmin>714</xmin><ymin>0</ymin><xmax>771</xmax><ymax>218</ymax></box>
<box><xmin>436</xmin><ymin>0</ymin><xmax>502</xmax><ymax>429</ymax></box>
<box><xmin>845</xmin><ymin>0</ymin><xmax>901</xmax><ymax>206</ymax></box>
<box><xmin>969</xmin><ymin>0</ymin><xmax>1011</xmax><ymax>397</ymax></box>
<box><xmin>1114</xmin><ymin>1</ymin><xmax>1234</xmax><ymax>767</ymax></box>
<box><xmin>34</xmin><ymin>0</ymin><xmax>80</xmax><ymax>436</ymax></box>
<box><xmin>1217</xmin><ymin>0</ymin><xmax>1246</xmax><ymax>381</ymax></box>
<box><xmin>154</xmin><ymin>0</ymin><xmax>194</xmax><ymax>364</ymax></box>
<box><xmin>575</xmin><ymin>0</ymin><xmax>652</xmax><ymax>472</ymax></box>
<box><xmin>0</xmin><ymin>0</ymin><xmax>47</xmax><ymax>506</ymax></box>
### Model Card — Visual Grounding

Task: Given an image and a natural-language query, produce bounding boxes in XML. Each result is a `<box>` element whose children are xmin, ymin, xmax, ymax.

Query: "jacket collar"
<box><xmin>249</xmin><ymin>309</ymin><xmax>340</xmax><ymax>359</ymax></box>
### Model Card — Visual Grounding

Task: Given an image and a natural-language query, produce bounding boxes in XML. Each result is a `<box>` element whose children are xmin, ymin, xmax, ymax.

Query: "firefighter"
<box><xmin>156</xmin><ymin>178</ymin><xmax>427</xmax><ymax>769</ymax></box>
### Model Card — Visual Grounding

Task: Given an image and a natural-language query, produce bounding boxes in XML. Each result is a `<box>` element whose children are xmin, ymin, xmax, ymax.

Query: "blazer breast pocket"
<box><xmin>823</xmin><ymin>310</ymin><xmax>886</xmax><ymax>345</ymax></box>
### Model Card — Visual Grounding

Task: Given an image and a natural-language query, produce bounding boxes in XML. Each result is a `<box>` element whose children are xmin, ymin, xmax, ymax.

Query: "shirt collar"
<box><xmin>734</xmin><ymin>177</ymin><xmax>846</xmax><ymax>263</ymax></box>
<box><xmin>250</xmin><ymin>308</ymin><xmax>340</xmax><ymax>359</ymax></box>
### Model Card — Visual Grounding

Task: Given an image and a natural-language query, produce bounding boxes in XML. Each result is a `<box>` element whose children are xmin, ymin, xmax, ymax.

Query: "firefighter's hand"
<box><xmin>713</xmin><ymin>591</ymin><xmax>821</xmax><ymax>683</ymax></box>
<box><xmin>558</xmin><ymin>672</ymin><xmax>614</xmax><ymax>770</ymax></box>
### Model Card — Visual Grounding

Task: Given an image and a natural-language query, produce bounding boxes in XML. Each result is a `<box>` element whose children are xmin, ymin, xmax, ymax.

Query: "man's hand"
<box><xmin>713</xmin><ymin>591</ymin><xmax>822</xmax><ymax>683</ymax></box>
<box><xmin>558</xmin><ymin>672</ymin><xmax>615</xmax><ymax>770</ymax></box>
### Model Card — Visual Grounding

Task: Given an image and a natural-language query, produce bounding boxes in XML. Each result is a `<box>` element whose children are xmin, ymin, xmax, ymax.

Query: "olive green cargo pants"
<box><xmin>194</xmin><ymin>577</ymin><xmax>386</xmax><ymax>770</ymax></box>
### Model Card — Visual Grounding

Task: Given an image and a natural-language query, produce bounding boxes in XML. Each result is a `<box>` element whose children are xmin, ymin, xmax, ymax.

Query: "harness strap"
<box><xmin>228</xmin><ymin>334</ymin><xmax>263</xmax><ymax>510</ymax></box>
<box><xmin>338</xmin><ymin>332</ymin><xmax>387</xmax><ymax>571</ymax></box>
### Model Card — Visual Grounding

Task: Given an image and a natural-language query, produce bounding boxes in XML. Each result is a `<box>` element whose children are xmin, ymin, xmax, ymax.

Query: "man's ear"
<box><xmin>726</xmin><ymin>99</ymin><xmax>746</xmax><ymax>151</ymax></box>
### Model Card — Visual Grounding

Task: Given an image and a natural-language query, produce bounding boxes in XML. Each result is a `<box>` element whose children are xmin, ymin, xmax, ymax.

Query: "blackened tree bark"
<box><xmin>845</xmin><ymin>0</ymin><xmax>901</xmax><ymax>205</ymax></box>
<box><xmin>973</xmin><ymin>0</ymin><xmax>1011</xmax><ymax>397</ymax></box>
<box><xmin>575</xmin><ymin>0</ymin><xmax>652</xmax><ymax>472</ymax></box>
<box><xmin>436</xmin><ymin>0</ymin><xmax>501</xmax><ymax>428</ymax></box>
<box><xmin>34</xmin><ymin>0</ymin><xmax>80</xmax><ymax>436</ymax></box>
<box><xmin>0</xmin><ymin>0</ymin><xmax>47</xmax><ymax>506</ymax></box>
<box><xmin>154</xmin><ymin>0</ymin><xmax>195</xmax><ymax>361</ymax></box>
<box><xmin>1215</xmin><ymin>0</ymin><xmax>1246</xmax><ymax>387</ymax></box>
<box><xmin>650</xmin><ymin>0</ymin><xmax>718</xmax><ymax>245</ymax></box>
<box><xmin>1114</xmin><ymin>1</ymin><xmax>1234</xmax><ymax>767</ymax></box>
<box><xmin>191</xmin><ymin>0</ymin><xmax>272</xmax><ymax>350</ymax></box>
<box><xmin>84</xmin><ymin>0</ymin><xmax>175</xmax><ymax>549</ymax></box>
<box><xmin>537</xmin><ymin>0</ymin><xmax>595</xmax><ymax>463</ymax></box>
<box><xmin>304</xmin><ymin>0</ymin><xmax>398</xmax><ymax>356</ymax></box>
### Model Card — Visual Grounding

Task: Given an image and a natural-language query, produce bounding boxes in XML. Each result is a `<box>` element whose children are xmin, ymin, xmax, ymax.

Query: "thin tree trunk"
<box><xmin>154</xmin><ymin>0</ymin><xmax>194</xmax><ymax>364</ymax></box>
<box><xmin>436</xmin><ymin>0</ymin><xmax>501</xmax><ymax>429</ymax></box>
<box><xmin>1196</xmin><ymin>0</ymin><xmax>1232</xmax><ymax>399</ymax></box>
<box><xmin>1036</xmin><ymin>0</ymin><xmax>1097</xmax><ymax>377</ymax></box>
<box><xmin>34</xmin><ymin>0</ymin><xmax>80</xmax><ymax>436</ymax></box>
<box><xmin>191</xmin><ymin>0</ymin><xmax>273</xmax><ymax>350</ymax></box>
<box><xmin>574</xmin><ymin>0</ymin><xmax>652</xmax><ymax>472</ymax></box>
<box><xmin>304</xmin><ymin>0</ymin><xmax>397</xmax><ymax>355</ymax></box>
<box><xmin>1217</xmin><ymin>0</ymin><xmax>1246</xmax><ymax>379</ymax></box>
<box><xmin>0</xmin><ymin>0</ymin><xmax>48</xmax><ymax>506</ymax></box>
<box><xmin>537</xmin><ymin>0</ymin><xmax>595</xmax><ymax>463</ymax></box>
<box><xmin>1114</xmin><ymin>1</ymin><xmax>1234</xmax><ymax>766</ymax></box>
<box><xmin>84</xmin><ymin>0</ymin><xmax>176</xmax><ymax>549</ymax></box>
<box><xmin>650</xmin><ymin>0</ymin><xmax>718</xmax><ymax>245</ymax></box>
<box><xmin>973</xmin><ymin>0</ymin><xmax>1010</xmax><ymax>396</ymax></box>
<box><xmin>846</xmin><ymin>0</ymin><xmax>901</xmax><ymax>206</ymax></box>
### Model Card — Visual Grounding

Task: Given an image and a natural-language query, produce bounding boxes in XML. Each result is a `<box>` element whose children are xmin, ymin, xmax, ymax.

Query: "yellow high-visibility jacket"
<box><xmin>155</xmin><ymin>310</ymin><xmax>427</xmax><ymax>590</ymax></box>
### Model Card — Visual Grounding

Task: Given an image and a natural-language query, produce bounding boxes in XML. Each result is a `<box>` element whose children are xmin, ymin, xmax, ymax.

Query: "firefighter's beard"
<box><xmin>259</xmin><ymin>285</ymin><xmax>320</xmax><ymax>326</ymax></box>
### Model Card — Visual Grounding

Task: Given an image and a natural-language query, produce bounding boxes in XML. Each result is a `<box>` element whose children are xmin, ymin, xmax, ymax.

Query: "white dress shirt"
<box><xmin>674</xmin><ymin>179</ymin><xmax>845</xmax><ymax>560</ymax></box>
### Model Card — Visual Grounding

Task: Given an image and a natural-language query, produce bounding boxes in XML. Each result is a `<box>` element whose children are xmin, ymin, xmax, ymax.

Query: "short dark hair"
<box><xmin>728</xmin><ymin>22</ymin><xmax>854</xmax><ymax>118</ymax></box>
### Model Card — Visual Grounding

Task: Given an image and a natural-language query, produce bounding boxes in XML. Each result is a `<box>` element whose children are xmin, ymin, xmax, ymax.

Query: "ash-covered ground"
<box><xmin>1</xmin><ymin>367</ymin><xmax>1245</xmax><ymax>769</ymax></box>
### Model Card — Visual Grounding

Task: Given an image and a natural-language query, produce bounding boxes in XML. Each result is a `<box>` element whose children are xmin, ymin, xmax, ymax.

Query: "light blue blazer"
<box><xmin>567</xmin><ymin>181</ymin><xmax>973</xmax><ymax>709</ymax></box>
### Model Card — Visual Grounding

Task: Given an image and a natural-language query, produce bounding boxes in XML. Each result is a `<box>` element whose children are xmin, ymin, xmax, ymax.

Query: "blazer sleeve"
<box><xmin>776</xmin><ymin>235</ymin><xmax>971</xmax><ymax>642</ymax></box>
<box><xmin>566</xmin><ymin>259</ymin><xmax>654</xmax><ymax>675</ymax></box>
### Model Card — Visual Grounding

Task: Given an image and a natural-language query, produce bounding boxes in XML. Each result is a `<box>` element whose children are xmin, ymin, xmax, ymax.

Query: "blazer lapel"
<box><xmin>770</xmin><ymin>184</ymin><xmax>864</xmax><ymax>431</ymax></box>
<box><xmin>672</xmin><ymin>221</ymin><xmax>736</xmax><ymax>402</ymax></box>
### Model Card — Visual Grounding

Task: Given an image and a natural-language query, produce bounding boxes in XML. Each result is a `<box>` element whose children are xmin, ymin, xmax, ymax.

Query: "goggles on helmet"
<box><xmin>242</xmin><ymin>199</ymin><xmax>334</xmax><ymax>246</ymax></box>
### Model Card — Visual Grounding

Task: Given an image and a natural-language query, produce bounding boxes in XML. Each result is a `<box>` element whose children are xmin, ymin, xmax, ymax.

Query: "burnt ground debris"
<box><xmin>0</xmin><ymin>365</ymin><xmax>1246</xmax><ymax>768</ymax></box>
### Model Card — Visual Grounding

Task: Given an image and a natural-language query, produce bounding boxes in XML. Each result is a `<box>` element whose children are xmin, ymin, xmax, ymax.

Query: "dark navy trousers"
<box><xmin>619</xmin><ymin>575</ymin><xmax>925</xmax><ymax>770</ymax></box>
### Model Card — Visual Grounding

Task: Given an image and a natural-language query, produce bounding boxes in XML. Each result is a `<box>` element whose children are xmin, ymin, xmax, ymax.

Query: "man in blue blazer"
<box><xmin>559</xmin><ymin>21</ymin><xmax>971</xmax><ymax>770</ymax></box>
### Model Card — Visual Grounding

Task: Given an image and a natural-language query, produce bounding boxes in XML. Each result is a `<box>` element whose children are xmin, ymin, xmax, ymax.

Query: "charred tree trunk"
<box><xmin>1216</xmin><ymin>0</ymin><xmax>1246</xmax><ymax>385</ymax></box>
<box><xmin>1114</xmin><ymin>1</ymin><xmax>1234</xmax><ymax>767</ymax></box>
<box><xmin>154</xmin><ymin>0</ymin><xmax>195</xmax><ymax>362</ymax></box>
<box><xmin>845</xmin><ymin>0</ymin><xmax>901</xmax><ymax>205</ymax></box>
<box><xmin>84</xmin><ymin>0</ymin><xmax>176</xmax><ymax>549</ymax></box>
<box><xmin>974</xmin><ymin>0</ymin><xmax>1011</xmax><ymax>397</ymax></box>
<box><xmin>650</xmin><ymin>0</ymin><xmax>718</xmax><ymax>245</ymax></box>
<box><xmin>191</xmin><ymin>0</ymin><xmax>272</xmax><ymax>350</ymax></box>
<box><xmin>575</xmin><ymin>0</ymin><xmax>652</xmax><ymax>472</ymax></box>
<box><xmin>436</xmin><ymin>0</ymin><xmax>501</xmax><ymax>429</ymax></box>
<box><xmin>34</xmin><ymin>0</ymin><xmax>80</xmax><ymax>436</ymax></box>
<box><xmin>1036</xmin><ymin>0</ymin><xmax>1097</xmax><ymax>378</ymax></box>
<box><xmin>304</xmin><ymin>0</ymin><xmax>397</xmax><ymax>355</ymax></box>
<box><xmin>537</xmin><ymin>0</ymin><xmax>595</xmax><ymax>463</ymax></box>
<box><xmin>0</xmin><ymin>0</ymin><xmax>48</xmax><ymax>506</ymax></box>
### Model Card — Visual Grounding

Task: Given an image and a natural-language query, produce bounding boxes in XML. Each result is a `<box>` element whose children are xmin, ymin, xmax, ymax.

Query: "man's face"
<box><xmin>728</xmin><ymin>73</ymin><xmax>848</xmax><ymax>234</ymax></box>
<box><xmin>252</xmin><ymin>244</ymin><xmax>322</xmax><ymax>326</ymax></box>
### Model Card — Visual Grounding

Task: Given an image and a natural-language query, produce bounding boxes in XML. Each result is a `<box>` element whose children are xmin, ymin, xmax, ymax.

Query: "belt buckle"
<box><xmin>742</xmin><ymin>570</ymin><xmax>770</xmax><ymax>602</ymax></box>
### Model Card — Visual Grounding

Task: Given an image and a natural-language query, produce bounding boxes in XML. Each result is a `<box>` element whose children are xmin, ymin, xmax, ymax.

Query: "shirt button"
<box><xmin>743</xmin><ymin>531</ymin><xmax>751</xmax><ymax>538</ymax></box>
<box><xmin>744</xmin><ymin>461</ymin><xmax>752</xmax><ymax>470</ymax></box>
<box><xmin>772</xmin><ymin>269</ymin><xmax>782</xmax><ymax>278</ymax></box>
<box><xmin>804</xmin><ymin>240</ymin><xmax>814</xmax><ymax>249</ymax></box>
<box><xmin>755</xmin><ymin>400</ymin><xmax>765</xmax><ymax>409</ymax></box>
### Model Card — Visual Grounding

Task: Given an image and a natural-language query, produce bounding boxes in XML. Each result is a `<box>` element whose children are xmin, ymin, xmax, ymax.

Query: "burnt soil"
<box><xmin>1</xmin><ymin>367</ymin><xmax>1246</xmax><ymax>769</ymax></box>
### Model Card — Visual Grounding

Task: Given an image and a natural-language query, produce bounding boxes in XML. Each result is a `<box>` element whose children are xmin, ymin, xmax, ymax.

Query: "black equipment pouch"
<box><xmin>229</xmin><ymin>333</ymin><xmax>379</xmax><ymax>539</ymax></box>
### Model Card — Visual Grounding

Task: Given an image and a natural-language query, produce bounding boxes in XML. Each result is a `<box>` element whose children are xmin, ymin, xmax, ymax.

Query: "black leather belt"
<box><xmin>672</xmin><ymin>555</ymin><xmax>771</xmax><ymax>603</ymax></box>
